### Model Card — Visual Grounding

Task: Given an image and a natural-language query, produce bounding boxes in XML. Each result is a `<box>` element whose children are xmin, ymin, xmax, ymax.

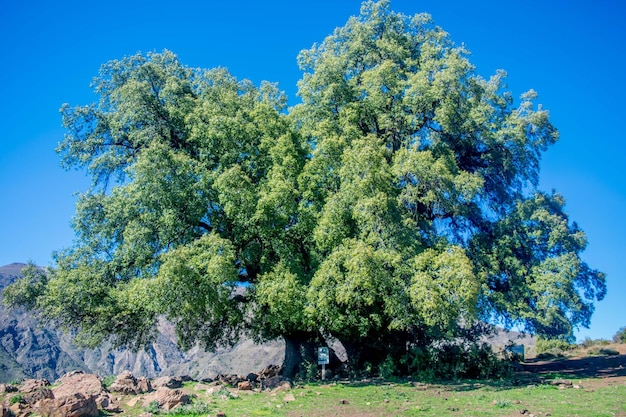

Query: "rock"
<box><xmin>283</xmin><ymin>393</ymin><xmax>296</xmax><ymax>403</ymax></box>
<box><xmin>95</xmin><ymin>393</ymin><xmax>122</xmax><ymax>413</ymax></box>
<box><xmin>216</xmin><ymin>412</ymin><xmax>226</xmax><ymax>417</ymax></box>
<box><xmin>264</xmin><ymin>376</ymin><xmax>292</xmax><ymax>390</ymax></box>
<box><xmin>0</xmin><ymin>384</ymin><xmax>18</xmax><ymax>393</ymax></box>
<box><xmin>137</xmin><ymin>377</ymin><xmax>153</xmax><ymax>393</ymax></box>
<box><xmin>218</xmin><ymin>374</ymin><xmax>242</xmax><ymax>386</ymax></box>
<box><xmin>42</xmin><ymin>392</ymin><xmax>99</xmax><ymax>417</ymax></box>
<box><xmin>126</xmin><ymin>396</ymin><xmax>142</xmax><ymax>407</ymax></box>
<box><xmin>551</xmin><ymin>379</ymin><xmax>572</xmax><ymax>387</ymax></box>
<box><xmin>53</xmin><ymin>371</ymin><xmax>105</xmax><ymax>398</ymax></box>
<box><xmin>339</xmin><ymin>399</ymin><xmax>349</xmax><ymax>404</ymax></box>
<box><xmin>238</xmin><ymin>381</ymin><xmax>253</xmax><ymax>391</ymax></box>
<box><xmin>20</xmin><ymin>378</ymin><xmax>50</xmax><ymax>392</ymax></box>
<box><xmin>246</xmin><ymin>372</ymin><xmax>259</xmax><ymax>382</ymax></box>
<box><xmin>206</xmin><ymin>384</ymin><xmax>227</xmax><ymax>395</ymax></box>
<box><xmin>152</xmin><ymin>376</ymin><xmax>183</xmax><ymax>389</ymax></box>
<box><xmin>1</xmin><ymin>405</ymin><xmax>10</xmax><ymax>417</ymax></box>
<box><xmin>9</xmin><ymin>402</ymin><xmax>27</xmax><ymax>416</ymax></box>
<box><xmin>108</xmin><ymin>370</ymin><xmax>141</xmax><ymax>394</ymax></box>
<box><xmin>22</xmin><ymin>387</ymin><xmax>54</xmax><ymax>404</ymax></box>
<box><xmin>259</xmin><ymin>364</ymin><xmax>280</xmax><ymax>378</ymax></box>
<box><xmin>155</xmin><ymin>387</ymin><xmax>190</xmax><ymax>411</ymax></box>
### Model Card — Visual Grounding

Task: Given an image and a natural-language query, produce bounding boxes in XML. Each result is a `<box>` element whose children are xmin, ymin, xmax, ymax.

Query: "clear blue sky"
<box><xmin>1</xmin><ymin>1</ymin><xmax>624</xmax><ymax>341</ymax></box>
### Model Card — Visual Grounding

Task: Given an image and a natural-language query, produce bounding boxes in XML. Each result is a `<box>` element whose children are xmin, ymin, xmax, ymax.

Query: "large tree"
<box><xmin>4</xmin><ymin>1</ymin><xmax>605</xmax><ymax>377</ymax></box>
<box><xmin>293</xmin><ymin>1</ymin><xmax>605</xmax><ymax>366</ymax></box>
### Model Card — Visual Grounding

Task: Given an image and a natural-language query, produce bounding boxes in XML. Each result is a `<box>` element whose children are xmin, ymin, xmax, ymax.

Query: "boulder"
<box><xmin>154</xmin><ymin>387</ymin><xmax>190</xmax><ymax>411</ymax></box>
<box><xmin>237</xmin><ymin>381</ymin><xmax>253</xmax><ymax>391</ymax></box>
<box><xmin>263</xmin><ymin>376</ymin><xmax>292</xmax><ymax>391</ymax></box>
<box><xmin>53</xmin><ymin>371</ymin><xmax>105</xmax><ymax>398</ymax></box>
<box><xmin>259</xmin><ymin>364</ymin><xmax>280</xmax><ymax>378</ymax></box>
<box><xmin>216</xmin><ymin>373</ymin><xmax>242</xmax><ymax>386</ymax></box>
<box><xmin>137</xmin><ymin>377</ymin><xmax>153</xmax><ymax>393</ymax></box>
<box><xmin>35</xmin><ymin>393</ymin><xmax>98</xmax><ymax>417</ymax></box>
<box><xmin>0</xmin><ymin>384</ymin><xmax>18</xmax><ymax>393</ymax></box>
<box><xmin>22</xmin><ymin>387</ymin><xmax>54</xmax><ymax>404</ymax></box>
<box><xmin>95</xmin><ymin>393</ymin><xmax>122</xmax><ymax>413</ymax></box>
<box><xmin>246</xmin><ymin>372</ymin><xmax>259</xmax><ymax>382</ymax></box>
<box><xmin>108</xmin><ymin>370</ymin><xmax>142</xmax><ymax>394</ymax></box>
<box><xmin>20</xmin><ymin>378</ymin><xmax>50</xmax><ymax>393</ymax></box>
<box><xmin>9</xmin><ymin>402</ymin><xmax>27</xmax><ymax>417</ymax></box>
<box><xmin>152</xmin><ymin>376</ymin><xmax>183</xmax><ymax>389</ymax></box>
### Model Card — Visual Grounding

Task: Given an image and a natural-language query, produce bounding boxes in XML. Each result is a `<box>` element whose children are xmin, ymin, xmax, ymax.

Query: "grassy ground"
<box><xmin>3</xmin><ymin>343</ymin><xmax>625</xmax><ymax>417</ymax></box>
<box><xmin>140</xmin><ymin>377</ymin><xmax>626</xmax><ymax>417</ymax></box>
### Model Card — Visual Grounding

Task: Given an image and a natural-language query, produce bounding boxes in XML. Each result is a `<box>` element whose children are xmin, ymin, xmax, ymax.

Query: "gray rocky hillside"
<box><xmin>0</xmin><ymin>263</ymin><xmax>283</xmax><ymax>383</ymax></box>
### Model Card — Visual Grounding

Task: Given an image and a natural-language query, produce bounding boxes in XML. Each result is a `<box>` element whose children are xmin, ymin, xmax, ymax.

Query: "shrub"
<box><xmin>536</xmin><ymin>337</ymin><xmax>574</xmax><ymax>354</ymax></box>
<box><xmin>102</xmin><ymin>374</ymin><xmax>116</xmax><ymax>388</ymax></box>
<box><xmin>378</xmin><ymin>355</ymin><xmax>397</xmax><ymax>380</ymax></box>
<box><xmin>613</xmin><ymin>327</ymin><xmax>626</xmax><ymax>344</ymax></box>
<box><xmin>298</xmin><ymin>360</ymin><xmax>319</xmax><ymax>381</ymax></box>
<box><xmin>9</xmin><ymin>394</ymin><xmax>24</xmax><ymax>404</ymax></box>
<box><xmin>144</xmin><ymin>400</ymin><xmax>160</xmax><ymax>414</ymax></box>
<box><xmin>589</xmin><ymin>347</ymin><xmax>619</xmax><ymax>356</ymax></box>
<box><xmin>169</xmin><ymin>399</ymin><xmax>213</xmax><ymax>415</ymax></box>
<box><xmin>401</xmin><ymin>342</ymin><xmax>511</xmax><ymax>381</ymax></box>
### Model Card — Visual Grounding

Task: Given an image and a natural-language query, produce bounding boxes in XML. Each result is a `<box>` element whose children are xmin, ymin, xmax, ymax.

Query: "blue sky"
<box><xmin>1</xmin><ymin>0</ymin><xmax>624</xmax><ymax>341</ymax></box>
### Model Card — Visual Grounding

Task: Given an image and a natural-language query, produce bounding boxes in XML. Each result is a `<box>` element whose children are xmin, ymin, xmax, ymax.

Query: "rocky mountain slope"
<box><xmin>0</xmin><ymin>263</ymin><xmax>283</xmax><ymax>383</ymax></box>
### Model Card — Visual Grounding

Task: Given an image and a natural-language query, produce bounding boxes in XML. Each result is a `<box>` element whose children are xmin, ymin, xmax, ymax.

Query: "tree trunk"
<box><xmin>280</xmin><ymin>331</ymin><xmax>316</xmax><ymax>379</ymax></box>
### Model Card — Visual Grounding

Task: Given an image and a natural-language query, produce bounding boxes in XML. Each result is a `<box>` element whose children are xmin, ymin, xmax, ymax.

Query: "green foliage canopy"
<box><xmin>3</xmin><ymin>1</ymin><xmax>605</xmax><ymax>372</ymax></box>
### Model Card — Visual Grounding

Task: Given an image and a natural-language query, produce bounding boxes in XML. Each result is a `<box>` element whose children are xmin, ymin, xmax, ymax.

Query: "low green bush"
<box><xmin>400</xmin><ymin>342</ymin><xmax>511</xmax><ymax>381</ymax></box>
<box><xmin>536</xmin><ymin>337</ymin><xmax>575</xmax><ymax>354</ymax></box>
<box><xmin>9</xmin><ymin>394</ymin><xmax>24</xmax><ymax>404</ymax></box>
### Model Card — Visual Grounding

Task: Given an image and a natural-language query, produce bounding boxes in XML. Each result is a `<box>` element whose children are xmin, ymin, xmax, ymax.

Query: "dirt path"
<box><xmin>520</xmin><ymin>344</ymin><xmax>626</xmax><ymax>387</ymax></box>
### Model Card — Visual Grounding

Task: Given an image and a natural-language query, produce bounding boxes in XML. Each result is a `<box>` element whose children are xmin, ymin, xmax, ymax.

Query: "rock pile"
<box><xmin>0</xmin><ymin>366</ymin><xmax>291</xmax><ymax>416</ymax></box>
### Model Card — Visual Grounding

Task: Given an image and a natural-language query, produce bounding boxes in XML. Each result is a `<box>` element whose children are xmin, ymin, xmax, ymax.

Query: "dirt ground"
<box><xmin>520</xmin><ymin>343</ymin><xmax>626</xmax><ymax>388</ymax></box>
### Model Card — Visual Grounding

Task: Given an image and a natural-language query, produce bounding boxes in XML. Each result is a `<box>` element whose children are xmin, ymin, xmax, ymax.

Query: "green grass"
<box><xmin>133</xmin><ymin>379</ymin><xmax>625</xmax><ymax>417</ymax></box>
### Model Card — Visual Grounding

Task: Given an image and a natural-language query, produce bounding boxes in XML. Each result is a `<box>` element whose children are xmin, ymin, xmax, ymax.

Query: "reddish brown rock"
<box><xmin>237</xmin><ymin>381</ymin><xmax>253</xmax><ymax>390</ymax></box>
<box><xmin>53</xmin><ymin>371</ymin><xmax>105</xmax><ymax>398</ymax></box>
<box><xmin>108</xmin><ymin>370</ymin><xmax>141</xmax><ymax>394</ymax></box>
<box><xmin>22</xmin><ymin>387</ymin><xmax>54</xmax><ymax>404</ymax></box>
<box><xmin>259</xmin><ymin>365</ymin><xmax>280</xmax><ymax>378</ymax></box>
<box><xmin>52</xmin><ymin>392</ymin><xmax>99</xmax><ymax>417</ymax></box>
<box><xmin>9</xmin><ymin>401</ymin><xmax>27</xmax><ymax>416</ymax></box>
<box><xmin>20</xmin><ymin>378</ymin><xmax>50</xmax><ymax>393</ymax></box>
<box><xmin>155</xmin><ymin>387</ymin><xmax>190</xmax><ymax>411</ymax></box>
<box><xmin>152</xmin><ymin>376</ymin><xmax>183</xmax><ymax>389</ymax></box>
<box><xmin>137</xmin><ymin>376</ymin><xmax>153</xmax><ymax>393</ymax></box>
<box><xmin>263</xmin><ymin>376</ymin><xmax>292</xmax><ymax>391</ymax></box>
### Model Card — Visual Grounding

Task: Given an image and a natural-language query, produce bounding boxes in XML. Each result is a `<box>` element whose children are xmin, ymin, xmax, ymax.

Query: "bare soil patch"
<box><xmin>521</xmin><ymin>343</ymin><xmax>626</xmax><ymax>388</ymax></box>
